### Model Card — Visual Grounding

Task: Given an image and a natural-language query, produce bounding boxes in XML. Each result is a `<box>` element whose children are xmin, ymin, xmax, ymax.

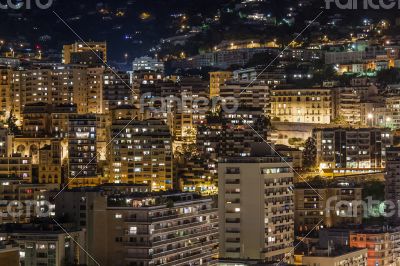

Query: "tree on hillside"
<box><xmin>288</xmin><ymin>137</ymin><xmax>305</xmax><ymax>148</ymax></box>
<box><xmin>302</xmin><ymin>137</ymin><xmax>317</xmax><ymax>169</ymax></box>
<box><xmin>332</xmin><ymin>115</ymin><xmax>349</xmax><ymax>126</ymax></box>
<box><xmin>377</xmin><ymin>68</ymin><xmax>400</xmax><ymax>86</ymax></box>
<box><xmin>6</xmin><ymin>109</ymin><xmax>19</xmax><ymax>135</ymax></box>
<box><xmin>245</xmin><ymin>52</ymin><xmax>276</xmax><ymax>68</ymax></box>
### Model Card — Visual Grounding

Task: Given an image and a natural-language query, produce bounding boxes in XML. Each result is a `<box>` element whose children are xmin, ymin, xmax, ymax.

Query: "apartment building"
<box><xmin>275</xmin><ymin>145</ymin><xmax>303</xmax><ymax>169</ymax></box>
<box><xmin>68</xmin><ymin>114</ymin><xmax>99</xmax><ymax>187</ymax></box>
<box><xmin>138</xmin><ymin>79</ymin><xmax>176</xmax><ymax>120</ymax></box>
<box><xmin>350</xmin><ymin>227</ymin><xmax>400</xmax><ymax>266</ymax></box>
<box><xmin>301</xmin><ymin>248</ymin><xmax>367</xmax><ymax>266</ymax></box>
<box><xmin>21</xmin><ymin>103</ymin><xmax>52</xmax><ymax>137</ymax></box>
<box><xmin>197</xmin><ymin>107</ymin><xmax>269</xmax><ymax>174</ymax></box>
<box><xmin>139</xmin><ymin>77</ymin><xmax>209</xmax><ymax>139</ymax></box>
<box><xmin>196</xmin><ymin>107</ymin><xmax>270</xmax><ymax>185</ymax></box>
<box><xmin>176</xmin><ymin>77</ymin><xmax>210</xmax><ymax>126</ymax></box>
<box><xmin>294</xmin><ymin>180</ymin><xmax>363</xmax><ymax>233</ymax></box>
<box><xmin>50</xmin><ymin>104</ymin><xmax>77</xmax><ymax>138</ymax></box>
<box><xmin>54</xmin><ymin>185</ymin><xmax>151</xmax><ymax>229</ymax></box>
<box><xmin>385</xmin><ymin>96</ymin><xmax>400</xmax><ymax>129</ymax></box>
<box><xmin>0</xmin><ymin>126</ymin><xmax>13</xmax><ymax>157</ymax></box>
<box><xmin>38</xmin><ymin>140</ymin><xmax>62</xmax><ymax>184</ymax></box>
<box><xmin>62</xmin><ymin>41</ymin><xmax>107</xmax><ymax>64</ymax></box>
<box><xmin>218</xmin><ymin>145</ymin><xmax>294</xmax><ymax>263</ymax></box>
<box><xmin>334</xmin><ymin>87</ymin><xmax>365</xmax><ymax>124</ymax></box>
<box><xmin>220</xmin><ymin>108</ymin><xmax>270</xmax><ymax>157</ymax></box>
<box><xmin>385</xmin><ymin>147</ymin><xmax>400</xmax><ymax>224</ymax></box>
<box><xmin>220</xmin><ymin>81</ymin><xmax>270</xmax><ymax>115</ymax></box>
<box><xmin>108</xmin><ymin>119</ymin><xmax>173</xmax><ymax>191</ymax></box>
<box><xmin>325</xmin><ymin>51</ymin><xmax>365</xmax><ymax>64</ymax></box>
<box><xmin>86</xmin><ymin>67</ymin><xmax>104</xmax><ymax>114</ymax></box>
<box><xmin>0</xmin><ymin>179</ymin><xmax>58</xmax><ymax>224</ymax></box>
<box><xmin>233</xmin><ymin>66</ymin><xmax>286</xmax><ymax>86</ymax></box>
<box><xmin>65</xmin><ymin>192</ymin><xmax>218</xmax><ymax>266</ymax></box>
<box><xmin>360</xmin><ymin>100</ymin><xmax>389</xmax><ymax>127</ymax></box>
<box><xmin>0</xmin><ymin>68</ymin><xmax>12</xmax><ymax>121</ymax></box>
<box><xmin>132</xmin><ymin>56</ymin><xmax>164</xmax><ymax>73</ymax></box>
<box><xmin>175</xmin><ymin>155</ymin><xmax>217</xmax><ymax>195</ymax></box>
<box><xmin>9</xmin><ymin>64</ymin><xmax>133</xmax><ymax>125</ymax></box>
<box><xmin>209</xmin><ymin>71</ymin><xmax>232</xmax><ymax>98</ymax></box>
<box><xmin>102</xmin><ymin>69</ymin><xmax>133</xmax><ymax>113</ymax></box>
<box><xmin>174</xmin><ymin>47</ymin><xmax>278</xmax><ymax>69</ymax></box>
<box><xmin>3</xmin><ymin>223</ymin><xmax>86</xmax><ymax>266</ymax></box>
<box><xmin>10</xmin><ymin>64</ymin><xmax>88</xmax><ymax>121</ymax></box>
<box><xmin>0</xmin><ymin>241</ymin><xmax>19</xmax><ymax>266</ymax></box>
<box><xmin>196</xmin><ymin>116</ymin><xmax>222</xmax><ymax>164</ymax></box>
<box><xmin>313</xmin><ymin>127</ymin><xmax>392</xmax><ymax>171</ymax></box>
<box><xmin>0</xmin><ymin>155</ymin><xmax>32</xmax><ymax>182</ymax></box>
<box><xmin>270</xmin><ymin>87</ymin><xmax>333</xmax><ymax>124</ymax></box>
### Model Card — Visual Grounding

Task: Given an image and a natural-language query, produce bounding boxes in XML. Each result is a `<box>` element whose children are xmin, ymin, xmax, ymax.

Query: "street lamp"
<box><xmin>367</xmin><ymin>113</ymin><xmax>373</xmax><ymax>127</ymax></box>
<box><xmin>386</xmin><ymin>117</ymin><xmax>391</xmax><ymax>127</ymax></box>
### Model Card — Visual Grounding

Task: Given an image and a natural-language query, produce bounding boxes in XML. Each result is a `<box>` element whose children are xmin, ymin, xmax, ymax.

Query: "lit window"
<box><xmin>129</xmin><ymin>226</ymin><xmax>137</xmax><ymax>235</ymax></box>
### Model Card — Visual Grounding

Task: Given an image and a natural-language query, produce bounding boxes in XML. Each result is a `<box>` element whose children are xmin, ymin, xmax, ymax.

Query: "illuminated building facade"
<box><xmin>0</xmin><ymin>155</ymin><xmax>32</xmax><ymax>182</ymax></box>
<box><xmin>102</xmin><ymin>69</ymin><xmax>133</xmax><ymax>113</ymax></box>
<box><xmin>334</xmin><ymin>83</ymin><xmax>377</xmax><ymax>125</ymax></box>
<box><xmin>132</xmin><ymin>56</ymin><xmax>164</xmax><ymax>73</ymax></box>
<box><xmin>139</xmin><ymin>77</ymin><xmax>209</xmax><ymax>139</ymax></box>
<box><xmin>384</xmin><ymin>147</ymin><xmax>400</xmax><ymax>224</ymax></box>
<box><xmin>218</xmin><ymin>146</ymin><xmax>294</xmax><ymax>262</ymax></box>
<box><xmin>313</xmin><ymin>127</ymin><xmax>392</xmax><ymax>171</ymax></box>
<box><xmin>294</xmin><ymin>181</ymin><xmax>362</xmax><ymax>233</ymax></box>
<box><xmin>233</xmin><ymin>66</ymin><xmax>286</xmax><ymax>85</ymax></box>
<box><xmin>176</xmin><ymin>156</ymin><xmax>217</xmax><ymax>195</ymax></box>
<box><xmin>301</xmin><ymin>248</ymin><xmax>367</xmax><ymax>266</ymax></box>
<box><xmin>68</xmin><ymin>114</ymin><xmax>98</xmax><ymax>187</ymax></box>
<box><xmin>22</xmin><ymin>103</ymin><xmax>52</xmax><ymax>137</ymax></box>
<box><xmin>62</xmin><ymin>41</ymin><xmax>107</xmax><ymax>64</ymax></box>
<box><xmin>220</xmin><ymin>81</ymin><xmax>270</xmax><ymax>115</ymax></box>
<box><xmin>50</xmin><ymin>104</ymin><xmax>77</xmax><ymax>138</ymax></box>
<box><xmin>86</xmin><ymin>67</ymin><xmax>104</xmax><ymax>114</ymax></box>
<box><xmin>0</xmin><ymin>127</ymin><xmax>13</xmax><ymax>157</ymax></box>
<box><xmin>86</xmin><ymin>193</ymin><xmax>218</xmax><ymax>266</ymax></box>
<box><xmin>209</xmin><ymin>71</ymin><xmax>232</xmax><ymax>98</ymax></box>
<box><xmin>334</xmin><ymin>87</ymin><xmax>363</xmax><ymax>124</ymax></box>
<box><xmin>0</xmin><ymin>181</ymin><xmax>58</xmax><ymax>224</ymax></box>
<box><xmin>385</xmin><ymin>96</ymin><xmax>400</xmax><ymax>129</ymax></box>
<box><xmin>7</xmin><ymin>225</ymin><xmax>86</xmax><ymax>266</ymax></box>
<box><xmin>350</xmin><ymin>228</ymin><xmax>400</xmax><ymax>266</ymax></box>
<box><xmin>38</xmin><ymin>140</ymin><xmax>62</xmax><ymax>184</ymax></box>
<box><xmin>108</xmin><ymin>119</ymin><xmax>173</xmax><ymax>191</ymax></box>
<box><xmin>87</xmin><ymin>67</ymin><xmax>133</xmax><ymax>114</ymax></box>
<box><xmin>196</xmin><ymin>107</ymin><xmax>269</xmax><ymax>187</ymax></box>
<box><xmin>11</xmin><ymin>65</ymin><xmax>87</xmax><ymax>122</ymax></box>
<box><xmin>0</xmin><ymin>68</ymin><xmax>12</xmax><ymax>121</ymax></box>
<box><xmin>270</xmin><ymin>87</ymin><xmax>333</xmax><ymax>123</ymax></box>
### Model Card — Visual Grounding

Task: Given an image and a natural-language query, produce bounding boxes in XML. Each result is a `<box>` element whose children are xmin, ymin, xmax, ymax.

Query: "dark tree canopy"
<box><xmin>302</xmin><ymin>137</ymin><xmax>317</xmax><ymax>169</ymax></box>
